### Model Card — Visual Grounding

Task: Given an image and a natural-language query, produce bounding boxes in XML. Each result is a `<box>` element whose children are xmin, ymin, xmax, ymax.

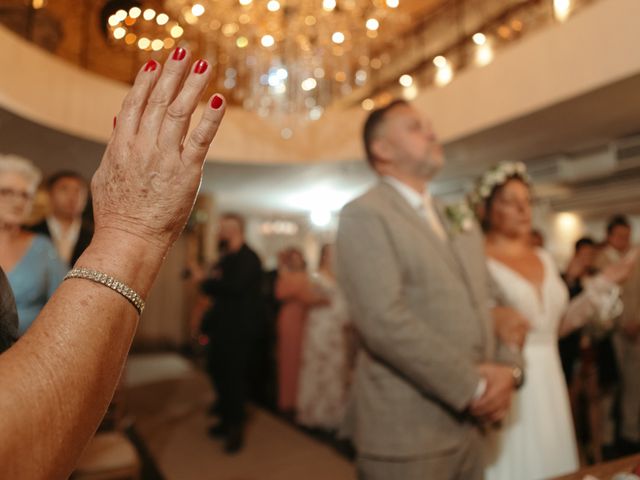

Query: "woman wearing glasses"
<box><xmin>0</xmin><ymin>155</ymin><xmax>67</xmax><ymax>335</ymax></box>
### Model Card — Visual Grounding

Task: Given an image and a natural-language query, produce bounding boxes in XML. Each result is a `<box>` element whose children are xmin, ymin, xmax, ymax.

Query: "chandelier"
<box><xmin>107</xmin><ymin>0</ymin><xmax>409</xmax><ymax>127</ymax></box>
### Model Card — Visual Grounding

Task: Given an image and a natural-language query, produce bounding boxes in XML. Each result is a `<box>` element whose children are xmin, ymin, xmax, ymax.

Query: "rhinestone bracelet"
<box><xmin>64</xmin><ymin>267</ymin><xmax>145</xmax><ymax>315</ymax></box>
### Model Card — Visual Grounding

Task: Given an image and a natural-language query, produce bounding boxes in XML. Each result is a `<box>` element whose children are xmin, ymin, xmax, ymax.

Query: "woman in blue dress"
<box><xmin>0</xmin><ymin>155</ymin><xmax>67</xmax><ymax>335</ymax></box>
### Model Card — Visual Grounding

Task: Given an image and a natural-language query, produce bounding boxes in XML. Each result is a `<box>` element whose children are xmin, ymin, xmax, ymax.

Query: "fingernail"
<box><xmin>113</xmin><ymin>116</ymin><xmax>117</xmax><ymax>129</ymax></box>
<box><xmin>172</xmin><ymin>47</ymin><xmax>186</xmax><ymax>61</ymax></box>
<box><xmin>144</xmin><ymin>60</ymin><xmax>157</xmax><ymax>72</ymax></box>
<box><xmin>210</xmin><ymin>95</ymin><xmax>223</xmax><ymax>109</ymax></box>
<box><xmin>194</xmin><ymin>60</ymin><xmax>208</xmax><ymax>75</ymax></box>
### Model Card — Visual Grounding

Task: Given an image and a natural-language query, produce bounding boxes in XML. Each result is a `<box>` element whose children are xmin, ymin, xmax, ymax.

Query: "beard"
<box><xmin>411</xmin><ymin>151</ymin><xmax>444</xmax><ymax>180</ymax></box>
<box><xmin>217</xmin><ymin>239</ymin><xmax>230</xmax><ymax>254</ymax></box>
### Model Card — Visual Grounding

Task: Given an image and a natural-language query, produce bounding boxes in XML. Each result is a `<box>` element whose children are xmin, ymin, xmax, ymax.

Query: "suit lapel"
<box><xmin>380</xmin><ymin>183</ymin><xmax>461</xmax><ymax>274</ymax></box>
<box><xmin>436</xmin><ymin>200</ymin><xmax>494</xmax><ymax>358</ymax></box>
<box><xmin>435</xmin><ymin>200</ymin><xmax>481</xmax><ymax>297</ymax></box>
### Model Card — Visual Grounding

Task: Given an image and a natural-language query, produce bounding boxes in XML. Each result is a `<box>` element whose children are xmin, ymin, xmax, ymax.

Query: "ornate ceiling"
<box><xmin>0</xmin><ymin>0</ymin><xmax>444</xmax><ymax>111</ymax></box>
<box><xmin>0</xmin><ymin>0</ymin><xmax>580</xmax><ymax>121</ymax></box>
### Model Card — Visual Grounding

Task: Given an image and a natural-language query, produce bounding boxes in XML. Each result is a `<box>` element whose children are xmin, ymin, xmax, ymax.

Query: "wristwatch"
<box><xmin>511</xmin><ymin>366</ymin><xmax>525</xmax><ymax>390</ymax></box>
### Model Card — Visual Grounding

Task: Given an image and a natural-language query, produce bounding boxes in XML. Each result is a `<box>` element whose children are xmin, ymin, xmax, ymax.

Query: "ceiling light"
<box><xmin>143</xmin><ymin>9</ymin><xmax>156</xmax><ymax>21</ymax></box>
<box><xmin>261</xmin><ymin>34</ymin><xmax>275</xmax><ymax>48</ymax></box>
<box><xmin>366</xmin><ymin>18</ymin><xmax>379</xmax><ymax>31</ymax></box>
<box><xmin>331</xmin><ymin>32</ymin><xmax>345</xmax><ymax>44</ymax></box>
<box><xmin>191</xmin><ymin>4</ymin><xmax>205</xmax><ymax>17</ymax></box>
<box><xmin>399</xmin><ymin>74</ymin><xmax>413</xmax><ymax>87</ymax></box>
<box><xmin>472</xmin><ymin>33</ymin><xmax>486</xmax><ymax>46</ymax></box>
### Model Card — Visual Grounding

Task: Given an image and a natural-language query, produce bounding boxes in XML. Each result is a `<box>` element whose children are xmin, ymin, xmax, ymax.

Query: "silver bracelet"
<box><xmin>64</xmin><ymin>267</ymin><xmax>145</xmax><ymax>315</ymax></box>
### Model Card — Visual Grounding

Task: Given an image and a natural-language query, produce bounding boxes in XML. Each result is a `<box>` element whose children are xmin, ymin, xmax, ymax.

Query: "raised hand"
<box><xmin>92</xmin><ymin>49</ymin><xmax>226</xmax><ymax>257</ymax></box>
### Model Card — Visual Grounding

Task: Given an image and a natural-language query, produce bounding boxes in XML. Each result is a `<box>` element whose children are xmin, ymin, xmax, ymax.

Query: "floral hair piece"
<box><xmin>469</xmin><ymin>161</ymin><xmax>532</xmax><ymax>208</ymax></box>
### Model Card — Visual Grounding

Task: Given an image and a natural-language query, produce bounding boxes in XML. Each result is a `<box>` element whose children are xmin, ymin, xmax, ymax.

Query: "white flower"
<box><xmin>445</xmin><ymin>201</ymin><xmax>475</xmax><ymax>235</ymax></box>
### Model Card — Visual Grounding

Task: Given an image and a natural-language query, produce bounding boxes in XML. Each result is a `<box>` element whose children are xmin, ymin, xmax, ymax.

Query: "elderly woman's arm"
<box><xmin>0</xmin><ymin>49</ymin><xmax>225</xmax><ymax>479</ymax></box>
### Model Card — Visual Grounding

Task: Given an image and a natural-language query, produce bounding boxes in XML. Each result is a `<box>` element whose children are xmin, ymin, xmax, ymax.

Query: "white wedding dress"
<box><xmin>485</xmin><ymin>249</ymin><xmax>579</xmax><ymax>480</ymax></box>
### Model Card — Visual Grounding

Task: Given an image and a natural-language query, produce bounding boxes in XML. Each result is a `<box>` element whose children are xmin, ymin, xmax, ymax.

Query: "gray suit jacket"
<box><xmin>336</xmin><ymin>181</ymin><xmax>519</xmax><ymax>458</ymax></box>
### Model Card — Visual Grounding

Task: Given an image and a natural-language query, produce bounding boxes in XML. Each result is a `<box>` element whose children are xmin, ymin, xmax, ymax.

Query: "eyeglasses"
<box><xmin>0</xmin><ymin>187</ymin><xmax>32</xmax><ymax>201</ymax></box>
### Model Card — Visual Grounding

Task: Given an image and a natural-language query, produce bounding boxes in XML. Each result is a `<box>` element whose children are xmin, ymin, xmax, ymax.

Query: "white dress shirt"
<box><xmin>383</xmin><ymin>176</ymin><xmax>447</xmax><ymax>241</ymax></box>
<box><xmin>46</xmin><ymin>216</ymin><xmax>81</xmax><ymax>265</ymax></box>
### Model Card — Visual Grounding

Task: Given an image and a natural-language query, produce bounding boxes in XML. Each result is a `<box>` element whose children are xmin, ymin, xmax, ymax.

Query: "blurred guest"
<box><xmin>596</xmin><ymin>215</ymin><xmax>640</xmax><ymax>454</ymax></box>
<box><xmin>275</xmin><ymin>247</ymin><xmax>328</xmax><ymax>415</ymax></box>
<box><xmin>254</xmin><ymin>254</ymin><xmax>285</xmax><ymax>410</ymax></box>
<box><xmin>562</xmin><ymin>237</ymin><xmax>619</xmax><ymax>464</ymax></box>
<box><xmin>617</xmin><ymin>257</ymin><xmax>640</xmax><ymax>454</ymax></box>
<box><xmin>0</xmin><ymin>155</ymin><xmax>67</xmax><ymax>335</ymax></box>
<box><xmin>560</xmin><ymin>237</ymin><xmax>599</xmax><ymax>384</ymax></box>
<box><xmin>297</xmin><ymin>244</ymin><xmax>351</xmax><ymax>431</ymax></box>
<box><xmin>595</xmin><ymin>216</ymin><xmax>632</xmax><ymax>269</ymax></box>
<box><xmin>529</xmin><ymin>228</ymin><xmax>545</xmax><ymax>248</ymax></box>
<box><xmin>31</xmin><ymin>171</ymin><xmax>92</xmax><ymax>267</ymax></box>
<box><xmin>195</xmin><ymin>213</ymin><xmax>263</xmax><ymax>454</ymax></box>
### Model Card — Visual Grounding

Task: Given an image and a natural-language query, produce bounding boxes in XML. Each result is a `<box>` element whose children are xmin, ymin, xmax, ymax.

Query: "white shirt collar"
<box><xmin>383</xmin><ymin>176</ymin><xmax>430</xmax><ymax>212</ymax></box>
<box><xmin>46</xmin><ymin>216</ymin><xmax>82</xmax><ymax>264</ymax></box>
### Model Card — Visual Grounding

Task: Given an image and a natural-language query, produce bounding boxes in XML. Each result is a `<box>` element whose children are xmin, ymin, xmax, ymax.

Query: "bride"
<box><xmin>475</xmin><ymin>162</ymin><xmax>636</xmax><ymax>480</ymax></box>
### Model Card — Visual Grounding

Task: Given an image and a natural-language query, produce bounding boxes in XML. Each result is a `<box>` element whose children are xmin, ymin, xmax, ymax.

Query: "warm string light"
<box><xmin>107</xmin><ymin>7</ymin><xmax>182</xmax><ymax>51</ymax></box>
<box><xmin>158</xmin><ymin>0</ymin><xmax>406</xmax><ymax>125</ymax></box>
<box><xmin>353</xmin><ymin>0</ymin><xmax>582</xmax><ymax>113</ymax></box>
<box><xmin>105</xmin><ymin>0</ymin><xmax>566</xmax><ymax>118</ymax></box>
<box><xmin>373</xmin><ymin>26</ymin><xmax>500</xmax><ymax>111</ymax></box>
<box><xmin>553</xmin><ymin>0</ymin><xmax>572</xmax><ymax>22</ymax></box>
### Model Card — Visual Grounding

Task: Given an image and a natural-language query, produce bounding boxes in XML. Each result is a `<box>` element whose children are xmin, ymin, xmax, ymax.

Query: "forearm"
<box><xmin>559</xmin><ymin>274</ymin><xmax>619</xmax><ymax>337</ymax></box>
<box><xmin>0</xmin><ymin>231</ymin><xmax>165</xmax><ymax>479</ymax></box>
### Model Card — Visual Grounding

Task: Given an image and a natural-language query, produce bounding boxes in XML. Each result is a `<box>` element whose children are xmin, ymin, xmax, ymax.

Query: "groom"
<box><xmin>336</xmin><ymin>100</ymin><xmax>524</xmax><ymax>480</ymax></box>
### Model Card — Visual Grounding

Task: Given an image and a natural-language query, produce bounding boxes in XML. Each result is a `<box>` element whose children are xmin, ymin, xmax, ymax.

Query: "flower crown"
<box><xmin>469</xmin><ymin>161</ymin><xmax>532</xmax><ymax>208</ymax></box>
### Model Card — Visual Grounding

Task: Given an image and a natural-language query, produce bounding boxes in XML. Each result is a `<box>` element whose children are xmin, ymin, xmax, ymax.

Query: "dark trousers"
<box><xmin>207</xmin><ymin>335</ymin><xmax>253</xmax><ymax>428</ymax></box>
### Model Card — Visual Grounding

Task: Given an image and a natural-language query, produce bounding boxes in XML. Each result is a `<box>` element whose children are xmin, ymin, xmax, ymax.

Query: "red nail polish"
<box><xmin>113</xmin><ymin>116</ymin><xmax>117</xmax><ymax>129</ymax></box>
<box><xmin>172</xmin><ymin>47</ymin><xmax>186</xmax><ymax>61</ymax></box>
<box><xmin>210</xmin><ymin>95</ymin><xmax>223</xmax><ymax>109</ymax></box>
<box><xmin>144</xmin><ymin>60</ymin><xmax>157</xmax><ymax>72</ymax></box>
<box><xmin>194</xmin><ymin>60</ymin><xmax>208</xmax><ymax>74</ymax></box>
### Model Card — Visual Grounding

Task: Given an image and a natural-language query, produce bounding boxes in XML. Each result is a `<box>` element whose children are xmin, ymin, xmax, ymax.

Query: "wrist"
<box><xmin>75</xmin><ymin>228</ymin><xmax>168</xmax><ymax>298</ymax></box>
<box><xmin>510</xmin><ymin>365</ymin><xmax>524</xmax><ymax>390</ymax></box>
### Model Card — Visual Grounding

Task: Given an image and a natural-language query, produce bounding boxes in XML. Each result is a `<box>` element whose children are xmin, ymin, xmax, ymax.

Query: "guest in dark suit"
<box><xmin>31</xmin><ymin>171</ymin><xmax>92</xmax><ymax>267</ymax></box>
<box><xmin>196</xmin><ymin>213</ymin><xmax>264</xmax><ymax>454</ymax></box>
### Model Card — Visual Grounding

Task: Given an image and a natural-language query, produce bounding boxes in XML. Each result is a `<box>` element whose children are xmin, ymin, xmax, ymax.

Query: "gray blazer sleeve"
<box><xmin>337</xmin><ymin>203</ymin><xmax>481</xmax><ymax>413</ymax></box>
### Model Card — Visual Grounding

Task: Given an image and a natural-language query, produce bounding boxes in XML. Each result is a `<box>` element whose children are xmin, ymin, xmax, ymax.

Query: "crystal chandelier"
<box><xmin>152</xmin><ymin>0</ymin><xmax>409</xmax><ymax>126</ymax></box>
